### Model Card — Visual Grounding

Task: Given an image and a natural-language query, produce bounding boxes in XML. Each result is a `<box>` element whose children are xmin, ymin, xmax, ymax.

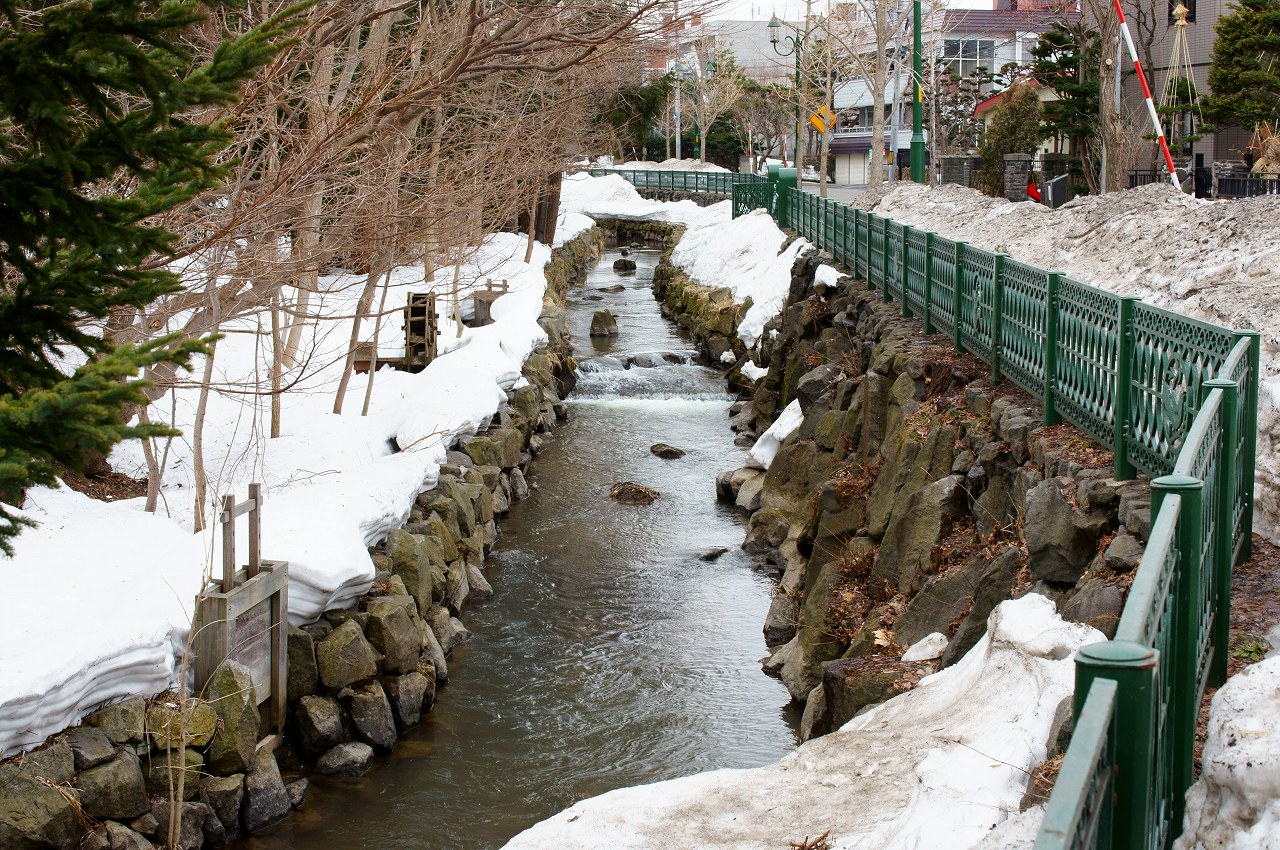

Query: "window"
<box><xmin>1168</xmin><ymin>0</ymin><xmax>1196</xmax><ymax>23</ymax></box>
<box><xmin>942</xmin><ymin>39</ymin><xmax>997</xmax><ymax>79</ymax></box>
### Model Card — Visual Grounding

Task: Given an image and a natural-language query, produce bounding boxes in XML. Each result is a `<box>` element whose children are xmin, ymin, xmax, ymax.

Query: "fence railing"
<box><xmin>601</xmin><ymin>166</ymin><xmax>1258</xmax><ymax>850</ymax></box>
<box><xmin>588</xmin><ymin>167</ymin><xmax>766</xmax><ymax>196</ymax></box>
<box><xmin>1216</xmin><ymin>173</ymin><xmax>1280</xmax><ymax>199</ymax></box>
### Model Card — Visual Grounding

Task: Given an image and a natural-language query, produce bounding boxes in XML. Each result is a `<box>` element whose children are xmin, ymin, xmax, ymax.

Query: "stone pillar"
<box><xmin>1004</xmin><ymin>153</ymin><xmax>1032</xmax><ymax>201</ymax></box>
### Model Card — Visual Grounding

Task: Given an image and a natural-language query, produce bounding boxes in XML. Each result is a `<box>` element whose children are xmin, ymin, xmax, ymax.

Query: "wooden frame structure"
<box><xmin>193</xmin><ymin>483</ymin><xmax>289</xmax><ymax>738</ymax></box>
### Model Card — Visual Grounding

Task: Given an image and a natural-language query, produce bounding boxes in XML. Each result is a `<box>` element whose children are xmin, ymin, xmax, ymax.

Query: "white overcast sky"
<box><xmin>706</xmin><ymin>0</ymin><xmax>992</xmax><ymax>19</ymax></box>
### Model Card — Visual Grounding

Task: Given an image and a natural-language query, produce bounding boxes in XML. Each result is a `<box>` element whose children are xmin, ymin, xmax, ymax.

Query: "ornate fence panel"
<box><xmin>958</xmin><ymin>246</ymin><xmax>1000</xmax><ymax>364</ymax></box>
<box><xmin>928</xmin><ymin>235</ymin><xmax>960</xmax><ymax>338</ymax></box>
<box><xmin>904</xmin><ymin>228</ymin><xmax>928</xmax><ymax>319</ymax></box>
<box><xmin>1053</xmin><ymin>279</ymin><xmax>1123</xmax><ymax>450</ymax></box>
<box><xmin>855</xmin><ymin>209</ymin><xmax>869</xmax><ymax>280</ymax></box>
<box><xmin>1000</xmin><ymin>258</ymin><xmax>1053</xmax><ymax>401</ymax></box>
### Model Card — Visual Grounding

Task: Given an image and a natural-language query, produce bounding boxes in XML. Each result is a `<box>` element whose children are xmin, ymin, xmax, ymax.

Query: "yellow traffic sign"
<box><xmin>809</xmin><ymin>104</ymin><xmax>836</xmax><ymax>134</ymax></box>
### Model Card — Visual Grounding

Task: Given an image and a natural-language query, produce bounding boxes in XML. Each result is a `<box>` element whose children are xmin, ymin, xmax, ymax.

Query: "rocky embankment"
<box><xmin>0</xmin><ymin>227</ymin><xmax>605</xmax><ymax>850</ymax></box>
<box><xmin>665</xmin><ymin>249</ymin><xmax>1151</xmax><ymax>745</ymax></box>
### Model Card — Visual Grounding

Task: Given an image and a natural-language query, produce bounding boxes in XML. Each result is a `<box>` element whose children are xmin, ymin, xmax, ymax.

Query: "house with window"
<box><xmin>828</xmin><ymin>5</ymin><xmax>1073</xmax><ymax>184</ymax></box>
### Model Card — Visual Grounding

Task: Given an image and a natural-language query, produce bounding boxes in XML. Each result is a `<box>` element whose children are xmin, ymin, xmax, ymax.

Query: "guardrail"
<box><xmin>594</xmin><ymin>165</ymin><xmax>1259</xmax><ymax>850</ymax></box>
<box><xmin>1216</xmin><ymin>173</ymin><xmax>1280</xmax><ymax>199</ymax></box>
<box><xmin>587</xmin><ymin>167</ymin><xmax>766</xmax><ymax>196</ymax></box>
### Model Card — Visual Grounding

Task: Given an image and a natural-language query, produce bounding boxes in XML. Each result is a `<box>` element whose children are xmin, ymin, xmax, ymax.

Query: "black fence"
<box><xmin>1217</xmin><ymin>173</ymin><xmax>1280</xmax><ymax>199</ymax></box>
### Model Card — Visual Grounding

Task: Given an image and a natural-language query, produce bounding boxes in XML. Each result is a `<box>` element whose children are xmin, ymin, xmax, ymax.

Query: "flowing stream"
<box><xmin>245</xmin><ymin>246</ymin><xmax>798</xmax><ymax>850</ymax></box>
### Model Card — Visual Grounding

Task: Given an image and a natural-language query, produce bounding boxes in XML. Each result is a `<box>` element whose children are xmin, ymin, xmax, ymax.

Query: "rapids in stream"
<box><xmin>244</xmin><ymin>245</ymin><xmax>797</xmax><ymax>850</ymax></box>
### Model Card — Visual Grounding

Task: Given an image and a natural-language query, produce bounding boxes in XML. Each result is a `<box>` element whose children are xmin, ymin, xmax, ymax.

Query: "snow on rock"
<box><xmin>746</xmin><ymin>399</ymin><xmax>803</xmax><ymax>470</ymax></box>
<box><xmin>902</xmin><ymin>632</ymin><xmax>948</xmax><ymax>662</ymax></box>
<box><xmin>1175</xmin><ymin>655</ymin><xmax>1280</xmax><ymax>850</ymax></box>
<box><xmin>502</xmin><ymin>595</ymin><xmax>1101</xmax><ymax>850</ymax></box>
<box><xmin>670</xmin><ymin>207</ymin><xmax>812</xmax><ymax>346</ymax></box>
<box><xmin>740</xmin><ymin>360</ymin><xmax>767</xmax><ymax>382</ymax></box>
<box><xmin>858</xmin><ymin>182</ymin><xmax>1280</xmax><ymax>543</ymax></box>
<box><xmin>815</xmin><ymin>263</ymin><xmax>845</xmax><ymax>288</ymax></box>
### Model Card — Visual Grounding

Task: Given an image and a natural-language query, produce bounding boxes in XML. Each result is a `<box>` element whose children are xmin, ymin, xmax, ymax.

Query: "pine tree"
<box><xmin>1031</xmin><ymin>22</ymin><xmax>1100</xmax><ymax>191</ymax></box>
<box><xmin>1204</xmin><ymin>0</ymin><xmax>1280</xmax><ymax>131</ymax></box>
<box><xmin>978</xmin><ymin>81</ymin><xmax>1047</xmax><ymax>196</ymax></box>
<box><xmin>0</xmin><ymin>0</ymin><xmax>290</xmax><ymax>552</ymax></box>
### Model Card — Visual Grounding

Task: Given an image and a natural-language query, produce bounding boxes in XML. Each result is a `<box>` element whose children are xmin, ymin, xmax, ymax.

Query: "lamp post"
<box><xmin>910</xmin><ymin>0</ymin><xmax>926</xmax><ymax>183</ymax></box>
<box><xmin>768</xmin><ymin>15</ymin><xmax>804</xmax><ymax>170</ymax></box>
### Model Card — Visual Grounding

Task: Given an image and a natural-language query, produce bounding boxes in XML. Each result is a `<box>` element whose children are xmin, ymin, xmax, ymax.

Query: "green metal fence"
<box><xmin>587</xmin><ymin>167</ymin><xmax>766</xmax><ymax>197</ymax></box>
<box><xmin>592</xmin><ymin>166</ymin><xmax>1259</xmax><ymax>850</ymax></box>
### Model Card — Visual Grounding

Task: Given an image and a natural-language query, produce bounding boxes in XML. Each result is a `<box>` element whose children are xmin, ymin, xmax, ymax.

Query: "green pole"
<box><xmin>910</xmin><ymin>0</ymin><xmax>926</xmax><ymax>183</ymax></box>
<box><xmin>794</xmin><ymin>52</ymin><xmax>802</xmax><ymax>171</ymax></box>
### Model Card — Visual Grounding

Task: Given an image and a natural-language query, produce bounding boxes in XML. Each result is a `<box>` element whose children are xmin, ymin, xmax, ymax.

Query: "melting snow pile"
<box><xmin>612</xmin><ymin>158</ymin><xmax>731</xmax><ymax>172</ymax></box>
<box><xmin>503</xmin><ymin>595</ymin><xmax>1101</xmax><ymax>850</ymax></box>
<box><xmin>858</xmin><ymin>182</ymin><xmax>1280</xmax><ymax>542</ymax></box>
<box><xmin>558</xmin><ymin>172</ymin><xmax>728</xmax><ymax>227</ymax></box>
<box><xmin>747</xmin><ymin>399</ymin><xmax>803</xmax><ymax>470</ymax></box>
<box><xmin>1175</xmin><ymin>655</ymin><xmax>1280</xmax><ymax>850</ymax></box>
<box><xmin>670</xmin><ymin>208</ymin><xmax>811</xmax><ymax>346</ymax></box>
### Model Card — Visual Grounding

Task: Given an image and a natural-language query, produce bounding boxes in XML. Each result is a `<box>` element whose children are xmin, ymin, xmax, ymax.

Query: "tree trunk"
<box><xmin>191</xmin><ymin>338</ymin><xmax>218</xmax><ymax>533</ymax></box>
<box><xmin>333</xmin><ymin>255</ymin><xmax>387</xmax><ymax>415</ymax></box>
<box><xmin>361</xmin><ymin>270</ymin><xmax>393</xmax><ymax>417</ymax></box>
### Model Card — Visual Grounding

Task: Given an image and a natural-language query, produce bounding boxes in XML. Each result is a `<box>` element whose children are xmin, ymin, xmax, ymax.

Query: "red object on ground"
<box><xmin>1027</xmin><ymin>179</ymin><xmax>1042</xmax><ymax>202</ymax></box>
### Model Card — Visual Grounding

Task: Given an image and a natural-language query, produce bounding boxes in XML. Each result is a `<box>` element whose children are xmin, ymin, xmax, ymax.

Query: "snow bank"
<box><xmin>1175</xmin><ymin>655</ymin><xmax>1280</xmax><ymax>850</ymax></box>
<box><xmin>502</xmin><ymin>595</ymin><xmax>1101</xmax><ymax>850</ymax></box>
<box><xmin>670</xmin><ymin>208</ymin><xmax>811</xmax><ymax>346</ymax></box>
<box><xmin>558</xmin><ymin>172</ymin><xmax>728</xmax><ymax>228</ymax></box>
<box><xmin>860</xmin><ymin>182</ymin><xmax>1280</xmax><ymax>542</ymax></box>
<box><xmin>0</xmin><ymin>231</ymin><xmax>560</xmax><ymax>755</ymax></box>
<box><xmin>746</xmin><ymin>399</ymin><xmax>803</xmax><ymax>470</ymax></box>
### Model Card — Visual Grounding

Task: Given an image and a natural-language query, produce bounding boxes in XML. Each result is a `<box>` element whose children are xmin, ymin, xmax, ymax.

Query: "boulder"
<box><xmin>612</xmin><ymin>258</ymin><xmax>637</xmax><ymax>272</ymax></box>
<box><xmin>316</xmin><ymin>620</ymin><xmax>379</xmax><ymax>690</ymax></box>
<box><xmin>798</xmin><ymin>683</ymin><xmax>832</xmax><ymax>742</ymax></box>
<box><xmin>197</xmin><ymin>775</ymin><xmax>244</xmax><ymax>840</ymax></box>
<box><xmin>1102</xmin><ymin>528</ymin><xmax>1144</xmax><ymax>574</ymax></box>
<box><xmin>466</xmin><ymin>564</ymin><xmax>494</xmax><ymax>601</ymax></box>
<box><xmin>18</xmin><ymin>740</ymin><xmax>74</xmax><ymax>785</ymax></box>
<box><xmin>78</xmin><ymin>750</ymin><xmax>149</xmax><ymax>819</ymax></box>
<box><xmin>589</xmin><ymin>310</ymin><xmax>618</xmax><ymax>337</ymax></box>
<box><xmin>149</xmin><ymin>800</ymin><xmax>209</xmax><ymax>850</ymax></box>
<box><xmin>203</xmin><ymin>661</ymin><xmax>259</xmax><ymax>776</ymax></box>
<box><xmin>146</xmin><ymin>699</ymin><xmax>218</xmax><ymax>751</ymax></box>
<box><xmin>610</xmin><ymin>481</ymin><xmax>659</xmax><ymax>505</ymax></box>
<box><xmin>0</xmin><ymin>762</ymin><xmax>84</xmax><ymax>849</ymax></box>
<box><xmin>315</xmin><ymin>743</ymin><xmax>374</xmax><ymax>777</ymax></box>
<box><xmin>1059</xmin><ymin>578</ymin><xmax>1125</xmax><ymax>638</ymax></box>
<box><xmin>242</xmin><ymin>753</ymin><xmax>291</xmax><ymax>833</ymax></box>
<box><xmin>287</xmin><ymin>626</ymin><xmax>320</xmax><ymax>703</ymax></box>
<box><xmin>64</xmin><ymin>727</ymin><xmax>116</xmax><ymax>770</ymax></box>
<box><xmin>939</xmin><ymin>547</ymin><xmax>1022</xmax><ymax>667</ymax></box>
<box><xmin>445</xmin><ymin>560</ymin><xmax>471</xmax><ymax>614</ymax></box>
<box><xmin>510</xmin><ymin>468</ymin><xmax>530</xmax><ymax>501</ymax></box>
<box><xmin>365</xmin><ymin>597</ymin><xmax>421</xmax><ymax>675</ymax></box>
<box><xmin>383</xmin><ymin>672</ymin><xmax>433</xmax><ymax>729</ymax></box>
<box><xmin>144</xmin><ymin>748</ymin><xmax>204</xmax><ymax>800</ymax></box>
<box><xmin>892</xmin><ymin>553</ymin><xmax>987</xmax><ymax>648</ymax></box>
<box><xmin>285</xmin><ymin>779</ymin><xmax>309</xmax><ymax>810</ymax></box>
<box><xmin>103</xmin><ymin>822</ymin><xmax>152</xmax><ymax>850</ymax></box>
<box><xmin>85</xmin><ymin>698</ymin><xmax>146</xmax><ymax>745</ymax></box>
<box><xmin>295</xmin><ymin>696</ymin><xmax>347</xmax><ymax>756</ymax></box>
<box><xmin>416</xmin><ymin>618</ymin><xmax>449</xmax><ymax>682</ymax></box>
<box><xmin>820</xmin><ymin>656</ymin><xmax>913</xmax><ymax>734</ymax></box>
<box><xmin>871</xmin><ymin>475</ymin><xmax>969</xmax><ymax>594</ymax></box>
<box><xmin>458</xmin><ymin>435</ymin><xmax>503</xmax><ymax>469</ymax></box>
<box><xmin>344</xmin><ymin>682</ymin><xmax>398</xmax><ymax>751</ymax></box>
<box><xmin>202</xmin><ymin>808</ymin><xmax>226</xmax><ymax>848</ymax></box>
<box><xmin>649</xmin><ymin>443</ymin><xmax>686</xmax><ymax>459</ymax></box>
<box><xmin>1025</xmin><ymin>478</ymin><xmax>1112</xmax><ymax>583</ymax></box>
<box><xmin>699</xmin><ymin>547</ymin><xmax>729</xmax><ymax>562</ymax></box>
<box><xmin>734</xmin><ymin>471</ymin><xmax>767</xmax><ymax>512</ymax></box>
<box><xmin>795</xmin><ymin>364</ymin><xmax>842</xmax><ymax>412</ymax></box>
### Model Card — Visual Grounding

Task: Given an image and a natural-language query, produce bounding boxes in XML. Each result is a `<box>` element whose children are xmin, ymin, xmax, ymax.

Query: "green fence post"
<box><xmin>1205</xmin><ymin>377</ymin><xmax>1239</xmax><ymax>688</ymax></box>
<box><xmin>1114</xmin><ymin>295</ymin><xmax>1140</xmax><ymax>481</ymax></box>
<box><xmin>922</xmin><ymin>232</ymin><xmax>934</xmax><ymax>334</ymax></box>
<box><xmin>882</xmin><ymin>219</ymin><xmax>893</xmax><ymax>304</ymax></box>
<box><xmin>1235</xmin><ymin>330</ymin><xmax>1259</xmax><ymax>562</ymax></box>
<box><xmin>953</xmin><ymin>241</ymin><xmax>967</xmax><ymax>353</ymax></box>
<box><xmin>866</xmin><ymin>213</ymin><xmax>876</xmax><ymax>290</ymax></box>
<box><xmin>767</xmin><ymin>164</ymin><xmax>781</xmax><ymax>218</ymax></box>
<box><xmin>1154</xmin><ymin>472</ymin><xmax>1205</xmax><ymax>832</ymax></box>
<box><xmin>1074</xmin><ymin>641</ymin><xmax>1158</xmax><ymax>850</ymax></box>
<box><xmin>777</xmin><ymin>168</ymin><xmax>797</xmax><ymax>229</ymax></box>
<box><xmin>1043</xmin><ymin>272</ymin><xmax>1062</xmax><ymax>426</ymax></box>
<box><xmin>991</xmin><ymin>254</ymin><xmax>1006</xmax><ymax>384</ymax></box>
<box><xmin>901</xmin><ymin>226</ymin><xmax>913</xmax><ymax>318</ymax></box>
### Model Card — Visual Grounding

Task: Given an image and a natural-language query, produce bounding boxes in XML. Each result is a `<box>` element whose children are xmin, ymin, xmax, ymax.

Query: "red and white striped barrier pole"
<box><xmin>1113</xmin><ymin>0</ymin><xmax>1181</xmax><ymax>189</ymax></box>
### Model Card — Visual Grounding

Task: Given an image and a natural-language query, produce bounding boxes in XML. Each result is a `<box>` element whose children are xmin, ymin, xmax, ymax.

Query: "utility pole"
<box><xmin>910</xmin><ymin>0</ymin><xmax>926</xmax><ymax>183</ymax></box>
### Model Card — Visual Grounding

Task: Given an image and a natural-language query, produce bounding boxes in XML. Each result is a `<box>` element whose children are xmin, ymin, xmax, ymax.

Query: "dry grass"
<box><xmin>789</xmin><ymin>829</ymin><xmax>833</xmax><ymax>849</ymax></box>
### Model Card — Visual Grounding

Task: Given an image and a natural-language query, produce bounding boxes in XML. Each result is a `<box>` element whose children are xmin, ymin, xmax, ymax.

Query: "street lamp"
<box><xmin>768</xmin><ymin>15</ymin><xmax>804</xmax><ymax>170</ymax></box>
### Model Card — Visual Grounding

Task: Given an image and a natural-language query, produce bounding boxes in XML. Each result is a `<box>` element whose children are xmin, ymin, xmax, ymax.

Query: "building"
<box><xmin>829</xmin><ymin>6</ymin><xmax>1071</xmax><ymax>184</ymax></box>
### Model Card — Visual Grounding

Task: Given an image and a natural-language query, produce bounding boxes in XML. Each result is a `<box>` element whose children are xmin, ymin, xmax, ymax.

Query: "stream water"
<box><xmin>245</xmin><ymin>246</ymin><xmax>798</xmax><ymax>849</ymax></box>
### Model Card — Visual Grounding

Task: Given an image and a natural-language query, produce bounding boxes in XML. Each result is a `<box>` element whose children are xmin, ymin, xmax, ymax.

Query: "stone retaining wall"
<box><xmin>659</xmin><ymin>249</ymin><xmax>1150</xmax><ymax>772</ymax></box>
<box><xmin>0</xmin><ymin>226</ymin><xmax>607</xmax><ymax>850</ymax></box>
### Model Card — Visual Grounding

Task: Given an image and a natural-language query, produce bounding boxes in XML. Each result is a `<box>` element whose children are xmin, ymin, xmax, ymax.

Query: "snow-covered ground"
<box><xmin>858</xmin><ymin>182</ymin><xmax>1280</xmax><ymax>543</ymax></box>
<box><xmin>504</xmin><ymin>595</ymin><xmax>1099</xmax><ymax>850</ymax></box>
<box><xmin>2</xmin><ymin>230</ymin><xmax>564</xmax><ymax>755</ymax></box>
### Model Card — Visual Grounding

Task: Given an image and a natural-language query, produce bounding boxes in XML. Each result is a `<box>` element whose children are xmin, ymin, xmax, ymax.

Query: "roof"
<box><xmin>943</xmin><ymin>8</ymin><xmax>1079</xmax><ymax>34</ymax></box>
